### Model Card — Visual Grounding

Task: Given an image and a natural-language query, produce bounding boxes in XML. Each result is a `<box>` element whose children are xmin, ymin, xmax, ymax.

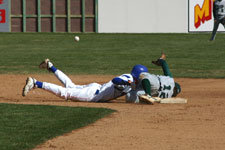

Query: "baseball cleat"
<box><xmin>39</xmin><ymin>58</ymin><xmax>53</xmax><ymax>70</ymax></box>
<box><xmin>138</xmin><ymin>94</ymin><xmax>155</xmax><ymax>105</ymax></box>
<box><xmin>22</xmin><ymin>77</ymin><xmax>36</xmax><ymax>96</ymax></box>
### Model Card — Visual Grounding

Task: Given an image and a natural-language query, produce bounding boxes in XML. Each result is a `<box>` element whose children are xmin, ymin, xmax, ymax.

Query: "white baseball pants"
<box><xmin>42</xmin><ymin>70</ymin><xmax>101</xmax><ymax>101</ymax></box>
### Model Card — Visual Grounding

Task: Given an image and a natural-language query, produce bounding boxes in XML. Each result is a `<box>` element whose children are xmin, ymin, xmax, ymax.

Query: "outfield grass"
<box><xmin>0</xmin><ymin>103</ymin><xmax>115</xmax><ymax>150</ymax></box>
<box><xmin>0</xmin><ymin>33</ymin><xmax>224</xmax><ymax>77</ymax></box>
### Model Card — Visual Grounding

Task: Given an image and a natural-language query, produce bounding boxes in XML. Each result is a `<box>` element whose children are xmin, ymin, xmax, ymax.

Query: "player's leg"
<box><xmin>54</xmin><ymin>70</ymin><xmax>76</xmax><ymax>88</ymax></box>
<box><xmin>39</xmin><ymin>59</ymin><xmax>76</xmax><ymax>88</ymax></box>
<box><xmin>41</xmin><ymin>82</ymin><xmax>70</xmax><ymax>99</ymax></box>
<box><xmin>22</xmin><ymin>77</ymin><xmax>72</xmax><ymax>100</ymax></box>
<box><xmin>210</xmin><ymin>20</ymin><xmax>220</xmax><ymax>41</ymax></box>
<box><xmin>42</xmin><ymin>82</ymin><xmax>101</xmax><ymax>101</ymax></box>
<box><xmin>222</xmin><ymin>18</ymin><xmax>225</xmax><ymax>28</ymax></box>
<box><xmin>22</xmin><ymin>77</ymin><xmax>99</xmax><ymax>101</ymax></box>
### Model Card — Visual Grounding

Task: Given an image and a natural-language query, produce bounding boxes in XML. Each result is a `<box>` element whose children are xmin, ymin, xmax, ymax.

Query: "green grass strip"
<box><xmin>0</xmin><ymin>33</ymin><xmax>224</xmax><ymax>78</ymax></box>
<box><xmin>0</xmin><ymin>103</ymin><xmax>115</xmax><ymax>150</ymax></box>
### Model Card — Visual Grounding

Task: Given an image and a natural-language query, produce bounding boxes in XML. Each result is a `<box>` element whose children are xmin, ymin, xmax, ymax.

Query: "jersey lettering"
<box><xmin>159</xmin><ymin>92</ymin><xmax>169</xmax><ymax>98</ymax></box>
<box><xmin>159</xmin><ymin>85</ymin><xmax>171</xmax><ymax>98</ymax></box>
<box><xmin>163</xmin><ymin>85</ymin><xmax>171</xmax><ymax>90</ymax></box>
<box><xmin>221</xmin><ymin>6</ymin><xmax>224</xmax><ymax>13</ymax></box>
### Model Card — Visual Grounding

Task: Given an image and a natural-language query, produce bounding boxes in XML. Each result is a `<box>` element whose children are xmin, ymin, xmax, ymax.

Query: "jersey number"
<box><xmin>219</xmin><ymin>5</ymin><xmax>224</xmax><ymax>13</ymax></box>
<box><xmin>159</xmin><ymin>85</ymin><xmax>171</xmax><ymax>98</ymax></box>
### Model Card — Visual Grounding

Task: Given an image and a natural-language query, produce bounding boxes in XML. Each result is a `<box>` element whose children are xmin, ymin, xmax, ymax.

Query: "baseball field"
<box><xmin>0</xmin><ymin>33</ymin><xmax>225</xmax><ymax>150</ymax></box>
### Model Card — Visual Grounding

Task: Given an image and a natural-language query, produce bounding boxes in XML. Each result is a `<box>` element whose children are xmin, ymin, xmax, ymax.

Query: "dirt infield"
<box><xmin>1</xmin><ymin>74</ymin><xmax>225</xmax><ymax>150</ymax></box>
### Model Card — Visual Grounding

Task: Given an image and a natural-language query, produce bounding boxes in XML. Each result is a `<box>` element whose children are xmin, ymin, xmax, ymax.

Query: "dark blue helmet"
<box><xmin>131</xmin><ymin>64</ymin><xmax>148</xmax><ymax>80</ymax></box>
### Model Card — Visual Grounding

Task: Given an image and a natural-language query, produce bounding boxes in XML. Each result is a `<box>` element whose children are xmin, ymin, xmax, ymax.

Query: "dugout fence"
<box><xmin>10</xmin><ymin>0</ymin><xmax>98</xmax><ymax>32</ymax></box>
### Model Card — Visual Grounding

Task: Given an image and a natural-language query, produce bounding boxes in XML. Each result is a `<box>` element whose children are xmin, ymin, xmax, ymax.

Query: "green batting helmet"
<box><xmin>172</xmin><ymin>82</ymin><xmax>181</xmax><ymax>97</ymax></box>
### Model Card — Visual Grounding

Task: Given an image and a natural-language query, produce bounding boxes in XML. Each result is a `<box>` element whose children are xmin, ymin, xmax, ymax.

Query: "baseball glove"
<box><xmin>138</xmin><ymin>94</ymin><xmax>157</xmax><ymax>105</ymax></box>
<box><xmin>152</xmin><ymin>52</ymin><xmax>166</xmax><ymax>66</ymax></box>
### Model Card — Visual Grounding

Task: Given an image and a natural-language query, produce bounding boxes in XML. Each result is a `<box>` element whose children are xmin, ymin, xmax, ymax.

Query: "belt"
<box><xmin>95</xmin><ymin>89</ymin><xmax>100</xmax><ymax>95</ymax></box>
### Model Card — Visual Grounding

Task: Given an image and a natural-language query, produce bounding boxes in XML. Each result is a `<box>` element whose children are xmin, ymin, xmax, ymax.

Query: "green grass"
<box><xmin>0</xmin><ymin>103</ymin><xmax>115</xmax><ymax>150</ymax></box>
<box><xmin>0</xmin><ymin>33</ymin><xmax>225</xmax><ymax>78</ymax></box>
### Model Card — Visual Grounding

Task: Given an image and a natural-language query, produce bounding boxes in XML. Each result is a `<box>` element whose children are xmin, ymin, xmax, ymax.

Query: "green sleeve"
<box><xmin>142</xmin><ymin>79</ymin><xmax>151</xmax><ymax>96</ymax></box>
<box><xmin>160</xmin><ymin>59</ymin><xmax>173</xmax><ymax>78</ymax></box>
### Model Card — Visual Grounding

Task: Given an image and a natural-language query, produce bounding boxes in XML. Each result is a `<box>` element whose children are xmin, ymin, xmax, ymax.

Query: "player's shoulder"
<box><xmin>139</xmin><ymin>72</ymin><xmax>151</xmax><ymax>76</ymax></box>
<box><xmin>113</xmin><ymin>74</ymin><xmax>133</xmax><ymax>82</ymax></box>
<box><xmin>214</xmin><ymin>0</ymin><xmax>220</xmax><ymax>5</ymax></box>
<box><xmin>215</xmin><ymin>0</ymin><xmax>224</xmax><ymax>4</ymax></box>
<box><xmin>139</xmin><ymin>72</ymin><xmax>157</xmax><ymax>80</ymax></box>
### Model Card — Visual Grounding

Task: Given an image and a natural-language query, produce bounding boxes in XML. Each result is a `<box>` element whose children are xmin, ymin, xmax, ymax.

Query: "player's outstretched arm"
<box><xmin>152</xmin><ymin>53</ymin><xmax>173</xmax><ymax>77</ymax></box>
<box><xmin>159</xmin><ymin>59</ymin><xmax>173</xmax><ymax>78</ymax></box>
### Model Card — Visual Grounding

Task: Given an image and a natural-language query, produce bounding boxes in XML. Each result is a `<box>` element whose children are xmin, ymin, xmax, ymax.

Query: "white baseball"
<box><xmin>74</xmin><ymin>36</ymin><xmax>80</xmax><ymax>42</ymax></box>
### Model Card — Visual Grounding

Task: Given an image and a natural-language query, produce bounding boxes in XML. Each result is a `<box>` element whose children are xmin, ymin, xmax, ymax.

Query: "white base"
<box><xmin>154</xmin><ymin>97</ymin><xmax>187</xmax><ymax>104</ymax></box>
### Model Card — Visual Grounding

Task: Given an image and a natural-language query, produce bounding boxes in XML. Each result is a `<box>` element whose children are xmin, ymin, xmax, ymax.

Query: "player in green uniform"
<box><xmin>126</xmin><ymin>53</ymin><xmax>181</xmax><ymax>104</ymax></box>
<box><xmin>210</xmin><ymin>0</ymin><xmax>225</xmax><ymax>41</ymax></box>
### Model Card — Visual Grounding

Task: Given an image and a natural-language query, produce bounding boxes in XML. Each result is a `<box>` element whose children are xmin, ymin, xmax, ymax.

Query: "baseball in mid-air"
<box><xmin>74</xmin><ymin>36</ymin><xmax>80</xmax><ymax>42</ymax></box>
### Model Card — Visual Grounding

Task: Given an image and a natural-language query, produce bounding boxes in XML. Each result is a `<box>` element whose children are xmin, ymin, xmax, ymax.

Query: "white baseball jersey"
<box><xmin>157</xmin><ymin>75</ymin><xmax>175</xmax><ymax>98</ymax></box>
<box><xmin>42</xmin><ymin>70</ymin><xmax>133</xmax><ymax>102</ymax></box>
<box><xmin>214</xmin><ymin>0</ymin><xmax>225</xmax><ymax>19</ymax></box>
<box><xmin>126</xmin><ymin>72</ymin><xmax>175</xmax><ymax>103</ymax></box>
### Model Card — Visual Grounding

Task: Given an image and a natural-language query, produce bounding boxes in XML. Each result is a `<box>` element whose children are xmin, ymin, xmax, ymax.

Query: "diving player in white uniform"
<box><xmin>22</xmin><ymin>59</ymin><xmax>133</xmax><ymax>102</ymax></box>
<box><xmin>126</xmin><ymin>53</ymin><xmax>181</xmax><ymax>104</ymax></box>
